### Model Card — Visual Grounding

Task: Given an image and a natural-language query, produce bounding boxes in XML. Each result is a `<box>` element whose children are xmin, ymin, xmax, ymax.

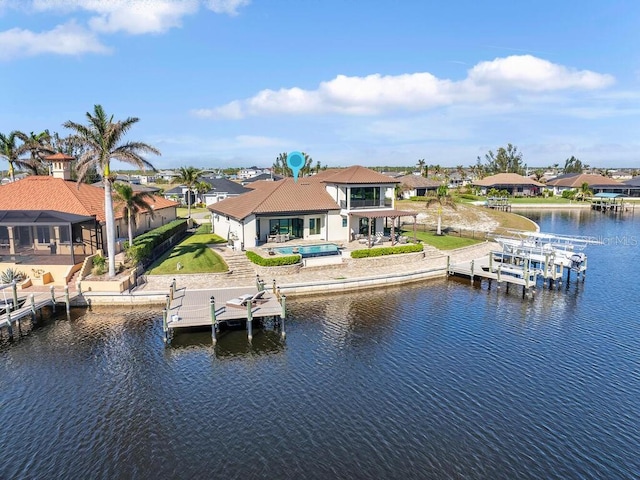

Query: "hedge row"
<box><xmin>128</xmin><ymin>219</ymin><xmax>189</xmax><ymax>263</ymax></box>
<box><xmin>350</xmin><ymin>243</ymin><xmax>424</xmax><ymax>258</ymax></box>
<box><xmin>246</xmin><ymin>251</ymin><xmax>301</xmax><ymax>266</ymax></box>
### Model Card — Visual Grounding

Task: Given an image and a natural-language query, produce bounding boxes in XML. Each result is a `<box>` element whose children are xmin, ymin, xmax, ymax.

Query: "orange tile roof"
<box><xmin>313</xmin><ymin>165</ymin><xmax>399</xmax><ymax>184</ymax></box>
<box><xmin>546</xmin><ymin>174</ymin><xmax>624</xmax><ymax>188</ymax></box>
<box><xmin>209</xmin><ymin>178</ymin><xmax>340</xmax><ymax>220</ymax></box>
<box><xmin>0</xmin><ymin>176</ymin><xmax>177</xmax><ymax>222</ymax></box>
<box><xmin>473</xmin><ymin>173</ymin><xmax>544</xmax><ymax>187</ymax></box>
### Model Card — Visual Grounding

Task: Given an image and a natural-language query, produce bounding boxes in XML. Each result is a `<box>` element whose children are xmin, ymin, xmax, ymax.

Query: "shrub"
<box><xmin>561</xmin><ymin>189</ymin><xmax>576</xmax><ymax>199</ymax></box>
<box><xmin>246</xmin><ymin>251</ymin><xmax>301</xmax><ymax>266</ymax></box>
<box><xmin>131</xmin><ymin>219</ymin><xmax>189</xmax><ymax>264</ymax></box>
<box><xmin>92</xmin><ymin>254</ymin><xmax>108</xmax><ymax>276</ymax></box>
<box><xmin>350</xmin><ymin>244</ymin><xmax>424</xmax><ymax>258</ymax></box>
<box><xmin>1</xmin><ymin>268</ymin><xmax>26</xmax><ymax>284</ymax></box>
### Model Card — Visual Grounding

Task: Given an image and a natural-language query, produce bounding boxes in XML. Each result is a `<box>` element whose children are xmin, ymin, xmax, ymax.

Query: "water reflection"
<box><xmin>169</xmin><ymin>328</ymin><xmax>286</xmax><ymax>358</ymax></box>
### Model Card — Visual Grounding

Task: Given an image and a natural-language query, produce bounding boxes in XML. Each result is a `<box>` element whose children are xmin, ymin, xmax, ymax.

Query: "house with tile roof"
<box><xmin>395</xmin><ymin>174</ymin><xmax>442</xmax><ymax>199</ymax></box>
<box><xmin>546</xmin><ymin>173</ymin><xmax>627</xmax><ymax>196</ymax></box>
<box><xmin>209</xmin><ymin>165</ymin><xmax>416</xmax><ymax>249</ymax></box>
<box><xmin>473</xmin><ymin>173</ymin><xmax>544</xmax><ymax>196</ymax></box>
<box><xmin>0</xmin><ymin>154</ymin><xmax>177</xmax><ymax>285</ymax></box>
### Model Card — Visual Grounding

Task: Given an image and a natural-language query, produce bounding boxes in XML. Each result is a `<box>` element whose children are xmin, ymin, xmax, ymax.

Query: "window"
<box><xmin>37</xmin><ymin>226</ymin><xmax>51</xmax><ymax>244</ymax></box>
<box><xmin>309</xmin><ymin>217</ymin><xmax>321</xmax><ymax>235</ymax></box>
<box><xmin>342</xmin><ymin>217</ymin><xmax>347</xmax><ymax>228</ymax></box>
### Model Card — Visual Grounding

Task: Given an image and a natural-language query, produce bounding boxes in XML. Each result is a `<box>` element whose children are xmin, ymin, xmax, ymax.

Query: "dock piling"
<box><xmin>210</xmin><ymin>296</ymin><xmax>217</xmax><ymax>345</ymax></box>
<box><xmin>12</xmin><ymin>280</ymin><xmax>18</xmax><ymax>308</ymax></box>
<box><xmin>281</xmin><ymin>294</ymin><xmax>286</xmax><ymax>339</ymax></box>
<box><xmin>30</xmin><ymin>294</ymin><xmax>36</xmax><ymax>319</ymax></box>
<box><xmin>64</xmin><ymin>286</ymin><xmax>70</xmax><ymax>314</ymax></box>
<box><xmin>162</xmin><ymin>309</ymin><xmax>168</xmax><ymax>344</ymax></box>
<box><xmin>246</xmin><ymin>299</ymin><xmax>253</xmax><ymax>342</ymax></box>
<box><xmin>6</xmin><ymin>311</ymin><xmax>13</xmax><ymax>340</ymax></box>
<box><xmin>50</xmin><ymin>286</ymin><xmax>56</xmax><ymax>312</ymax></box>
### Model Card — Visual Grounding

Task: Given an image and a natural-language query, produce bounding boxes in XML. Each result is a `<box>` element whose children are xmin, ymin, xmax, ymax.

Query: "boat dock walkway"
<box><xmin>164</xmin><ymin>279</ymin><xmax>286</xmax><ymax>344</ymax></box>
<box><xmin>0</xmin><ymin>284</ymin><xmax>76</xmax><ymax>340</ymax></box>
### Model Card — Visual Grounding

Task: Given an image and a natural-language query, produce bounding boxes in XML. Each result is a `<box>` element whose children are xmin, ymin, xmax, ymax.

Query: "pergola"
<box><xmin>349</xmin><ymin>209</ymin><xmax>418</xmax><ymax>248</ymax></box>
<box><xmin>0</xmin><ymin>210</ymin><xmax>100</xmax><ymax>265</ymax></box>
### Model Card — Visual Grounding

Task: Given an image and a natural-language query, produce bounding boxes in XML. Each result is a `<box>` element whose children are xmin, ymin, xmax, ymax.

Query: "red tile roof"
<box><xmin>546</xmin><ymin>174</ymin><xmax>624</xmax><ymax>188</ymax></box>
<box><xmin>313</xmin><ymin>165</ymin><xmax>399</xmax><ymax>184</ymax></box>
<box><xmin>209</xmin><ymin>178</ymin><xmax>340</xmax><ymax>220</ymax></box>
<box><xmin>0</xmin><ymin>176</ymin><xmax>177</xmax><ymax>222</ymax></box>
<box><xmin>473</xmin><ymin>173</ymin><xmax>544</xmax><ymax>187</ymax></box>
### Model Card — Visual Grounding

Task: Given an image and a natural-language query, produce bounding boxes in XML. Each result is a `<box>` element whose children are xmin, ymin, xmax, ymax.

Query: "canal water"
<box><xmin>1</xmin><ymin>210</ymin><xmax>638</xmax><ymax>479</ymax></box>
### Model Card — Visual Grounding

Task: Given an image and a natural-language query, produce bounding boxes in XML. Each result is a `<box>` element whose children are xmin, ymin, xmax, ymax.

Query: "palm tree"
<box><xmin>196</xmin><ymin>180</ymin><xmax>211</xmax><ymax>205</ymax></box>
<box><xmin>575</xmin><ymin>182</ymin><xmax>593</xmax><ymax>202</ymax></box>
<box><xmin>113</xmin><ymin>183</ymin><xmax>155</xmax><ymax>247</ymax></box>
<box><xmin>426</xmin><ymin>184</ymin><xmax>457</xmax><ymax>235</ymax></box>
<box><xmin>63</xmin><ymin>104</ymin><xmax>160</xmax><ymax>278</ymax></box>
<box><xmin>16</xmin><ymin>130</ymin><xmax>55</xmax><ymax>175</ymax></box>
<box><xmin>0</xmin><ymin>131</ymin><xmax>30</xmax><ymax>181</ymax></box>
<box><xmin>173</xmin><ymin>166</ymin><xmax>202</xmax><ymax>218</ymax></box>
<box><xmin>417</xmin><ymin>159</ymin><xmax>426</xmax><ymax>176</ymax></box>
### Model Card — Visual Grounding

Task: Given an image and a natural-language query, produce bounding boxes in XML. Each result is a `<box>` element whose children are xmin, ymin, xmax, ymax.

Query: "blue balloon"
<box><xmin>287</xmin><ymin>151</ymin><xmax>304</xmax><ymax>182</ymax></box>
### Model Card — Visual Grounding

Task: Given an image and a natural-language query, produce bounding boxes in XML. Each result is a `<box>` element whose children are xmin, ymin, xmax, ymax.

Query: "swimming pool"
<box><xmin>272</xmin><ymin>243</ymin><xmax>340</xmax><ymax>258</ymax></box>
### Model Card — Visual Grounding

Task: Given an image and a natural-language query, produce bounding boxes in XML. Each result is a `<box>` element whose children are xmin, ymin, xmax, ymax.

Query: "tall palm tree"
<box><xmin>16</xmin><ymin>130</ymin><xmax>55</xmax><ymax>175</ymax></box>
<box><xmin>417</xmin><ymin>159</ymin><xmax>426</xmax><ymax>176</ymax></box>
<box><xmin>0</xmin><ymin>131</ymin><xmax>30</xmax><ymax>181</ymax></box>
<box><xmin>173</xmin><ymin>166</ymin><xmax>202</xmax><ymax>218</ymax></box>
<box><xmin>576</xmin><ymin>182</ymin><xmax>593</xmax><ymax>202</ymax></box>
<box><xmin>63</xmin><ymin>104</ymin><xmax>160</xmax><ymax>278</ymax></box>
<box><xmin>113</xmin><ymin>183</ymin><xmax>155</xmax><ymax>247</ymax></box>
<box><xmin>196</xmin><ymin>180</ymin><xmax>211</xmax><ymax>205</ymax></box>
<box><xmin>426</xmin><ymin>184</ymin><xmax>457</xmax><ymax>235</ymax></box>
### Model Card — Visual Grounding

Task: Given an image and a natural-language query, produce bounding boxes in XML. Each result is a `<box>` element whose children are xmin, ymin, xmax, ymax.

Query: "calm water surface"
<box><xmin>1</xmin><ymin>210</ymin><xmax>639</xmax><ymax>479</ymax></box>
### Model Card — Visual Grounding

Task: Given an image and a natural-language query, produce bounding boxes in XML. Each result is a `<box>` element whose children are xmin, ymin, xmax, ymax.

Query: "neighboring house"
<box><xmin>473</xmin><ymin>173</ymin><xmax>544</xmax><ymax>196</ymax></box>
<box><xmin>546</xmin><ymin>174</ymin><xmax>626</xmax><ymax>196</ymax></box>
<box><xmin>163</xmin><ymin>185</ymin><xmax>196</xmax><ymax>206</ymax></box>
<box><xmin>209</xmin><ymin>165</ymin><xmax>416</xmax><ymax>249</ymax></box>
<box><xmin>622</xmin><ymin>177</ymin><xmax>640</xmax><ymax>197</ymax></box>
<box><xmin>238</xmin><ymin>167</ymin><xmax>270</xmax><ymax>180</ymax></box>
<box><xmin>242</xmin><ymin>172</ymin><xmax>284</xmax><ymax>185</ymax></box>
<box><xmin>157</xmin><ymin>169</ymin><xmax>180</xmax><ymax>182</ymax></box>
<box><xmin>395</xmin><ymin>174</ymin><xmax>441</xmax><ymax>199</ymax></box>
<box><xmin>133</xmin><ymin>173</ymin><xmax>157</xmax><ymax>184</ymax></box>
<box><xmin>199</xmin><ymin>177</ymin><xmax>250</xmax><ymax>206</ymax></box>
<box><xmin>0</xmin><ymin>154</ymin><xmax>178</xmax><ymax>284</ymax></box>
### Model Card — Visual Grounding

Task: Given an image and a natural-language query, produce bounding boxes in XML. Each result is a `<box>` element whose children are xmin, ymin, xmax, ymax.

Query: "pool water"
<box><xmin>273</xmin><ymin>243</ymin><xmax>340</xmax><ymax>257</ymax></box>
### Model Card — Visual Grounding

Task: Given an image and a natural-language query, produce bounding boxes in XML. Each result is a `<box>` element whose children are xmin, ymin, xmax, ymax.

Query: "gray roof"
<box><xmin>0</xmin><ymin>210</ymin><xmax>94</xmax><ymax>226</ymax></box>
<box><xmin>201</xmin><ymin>177</ymin><xmax>250</xmax><ymax>195</ymax></box>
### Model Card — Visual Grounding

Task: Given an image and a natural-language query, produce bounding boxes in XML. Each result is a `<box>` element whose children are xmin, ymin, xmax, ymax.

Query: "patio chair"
<box><xmin>225</xmin><ymin>290</ymin><xmax>266</xmax><ymax>308</ymax></box>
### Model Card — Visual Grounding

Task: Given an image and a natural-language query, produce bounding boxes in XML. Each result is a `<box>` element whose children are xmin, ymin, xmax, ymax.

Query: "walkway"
<box><xmin>139</xmin><ymin>241</ymin><xmax>498</xmax><ymax>293</ymax></box>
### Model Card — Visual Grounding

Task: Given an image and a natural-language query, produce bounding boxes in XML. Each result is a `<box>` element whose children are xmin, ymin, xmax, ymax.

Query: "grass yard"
<box><xmin>402</xmin><ymin>230</ymin><xmax>482</xmax><ymax>250</ymax></box>
<box><xmin>176</xmin><ymin>206</ymin><xmax>210</xmax><ymax>218</ymax></box>
<box><xmin>509</xmin><ymin>197</ymin><xmax>574</xmax><ymax>204</ymax></box>
<box><xmin>146</xmin><ymin>230</ymin><xmax>228</xmax><ymax>275</ymax></box>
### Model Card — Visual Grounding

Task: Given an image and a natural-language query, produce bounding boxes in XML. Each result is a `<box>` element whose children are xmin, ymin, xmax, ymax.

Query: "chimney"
<box><xmin>44</xmin><ymin>152</ymin><xmax>75</xmax><ymax>180</ymax></box>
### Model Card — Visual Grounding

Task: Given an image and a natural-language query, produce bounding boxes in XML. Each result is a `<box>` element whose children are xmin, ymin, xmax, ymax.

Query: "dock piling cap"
<box><xmin>171</xmin><ymin>314</ymin><xmax>180</xmax><ymax>322</ymax></box>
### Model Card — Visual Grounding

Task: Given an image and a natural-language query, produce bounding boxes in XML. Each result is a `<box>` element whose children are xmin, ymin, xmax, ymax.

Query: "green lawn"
<box><xmin>146</xmin><ymin>231</ymin><xmax>228</xmax><ymax>275</ymax></box>
<box><xmin>176</xmin><ymin>206</ymin><xmax>210</xmax><ymax>218</ymax></box>
<box><xmin>402</xmin><ymin>230</ymin><xmax>482</xmax><ymax>250</ymax></box>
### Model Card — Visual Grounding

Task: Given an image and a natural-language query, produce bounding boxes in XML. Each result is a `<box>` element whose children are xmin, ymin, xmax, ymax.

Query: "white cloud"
<box><xmin>205</xmin><ymin>0</ymin><xmax>250</xmax><ymax>16</ymax></box>
<box><xmin>194</xmin><ymin>55</ymin><xmax>615</xmax><ymax>119</ymax></box>
<box><xmin>468</xmin><ymin>55</ymin><xmax>615</xmax><ymax>91</ymax></box>
<box><xmin>0</xmin><ymin>20</ymin><xmax>110</xmax><ymax>59</ymax></box>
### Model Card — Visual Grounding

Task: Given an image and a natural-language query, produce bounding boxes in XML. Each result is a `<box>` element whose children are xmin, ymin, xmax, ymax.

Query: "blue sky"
<box><xmin>1</xmin><ymin>0</ymin><xmax>639</xmax><ymax>171</ymax></box>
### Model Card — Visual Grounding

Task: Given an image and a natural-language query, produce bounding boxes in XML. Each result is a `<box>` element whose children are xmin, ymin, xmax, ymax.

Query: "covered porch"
<box><xmin>349</xmin><ymin>209</ymin><xmax>418</xmax><ymax>248</ymax></box>
<box><xmin>0</xmin><ymin>210</ymin><xmax>102</xmax><ymax>268</ymax></box>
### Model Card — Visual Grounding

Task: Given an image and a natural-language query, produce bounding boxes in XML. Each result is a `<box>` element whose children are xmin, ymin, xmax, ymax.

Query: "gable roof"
<box><xmin>546</xmin><ymin>173</ymin><xmax>623</xmax><ymax>188</ymax></box>
<box><xmin>208</xmin><ymin>178</ymin><xmax>339</xmax><ymax>220</ymax></box>
<box><xmin>314</xmin><ymin>165</ymin><xmax>399</xmax><ymax>184</ymax></box>
<box><xmin>395</xmin><ymin>174</ymin><xmax>441</xmax><ymax>188</ymax></box>
<box><xmin>201</xmin><ymin>177</ymin><xmax>250</xmax><ymax>195</ymax></box>
<box><xmin>0</xmin><ymin>176</ymin><xmax>177</xmax><ymax>222</ymax></box>
<box><xmin>473</xmin><ymin>173</ymin><xmax>544</xmax><ymax>187</ymax></box>
<box><xmin>243</xmin><ymin>173</ymin><xmax>284</xmax><ymax>183</ymax></box>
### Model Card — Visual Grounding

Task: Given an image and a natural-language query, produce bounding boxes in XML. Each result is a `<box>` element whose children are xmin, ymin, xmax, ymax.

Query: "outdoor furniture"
<box><xmin>225</xmin><ymin>291</ymin><xmax>267</xmax><ymax>308</ymax></box>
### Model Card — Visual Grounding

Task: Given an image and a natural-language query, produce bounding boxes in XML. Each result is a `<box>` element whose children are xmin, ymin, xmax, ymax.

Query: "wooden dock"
<box><xmin>448</xmin><ymin>249</ymin><xmax>585</xmax><ymax>298</ymax></box>
<box><xmin>163</xmin><ymin>281</ymin><xmax>286</xmax><ymax>344</ymax></box>
<box><xmin>0</xmin><ymin>283</ymin><xmax>76</xmax><ymax>340</ymax></box>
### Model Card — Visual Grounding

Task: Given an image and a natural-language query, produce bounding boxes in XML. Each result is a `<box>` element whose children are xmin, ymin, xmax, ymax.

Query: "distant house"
<box><xmin>622</xmin><ymin>177</ymin><xmax>640</xmax><ymax>197</ymax></box>
<box><xmin>199</xmin><ymin>177</ymin><xmax>250</xmax><ymax>206</ymax></box>
<box><xmin>395</xmin><ymin>174</ymin><xmax>441</xmax><ymax>198</ymax></box>
<box><xmin>0</xmin><ymin>153</ymin><xmax>178</xmax><ymax>285</ymax></box>
<box><xmin>237</xmin><ymin>167</ymin><xmax>270</xmax><ymax>180</ymax></box>
<box><xmin>546</xmin><ymin>174</ymin><xmax>626</xmax><ymax>196</ymax></box>
<box><xmin>209</xmin><ymin>165</ymin><xmax>416</xmax><ymax>249</ymax></box>
<box><xmin>473</xmin><ymin>173</ymin><xmax>544</xmax><ymax>196</ymax></box>
<box><xmin>242</xmin><ymin>172</ymin><xmax>284</xmax><ymax>185</ymax></box>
